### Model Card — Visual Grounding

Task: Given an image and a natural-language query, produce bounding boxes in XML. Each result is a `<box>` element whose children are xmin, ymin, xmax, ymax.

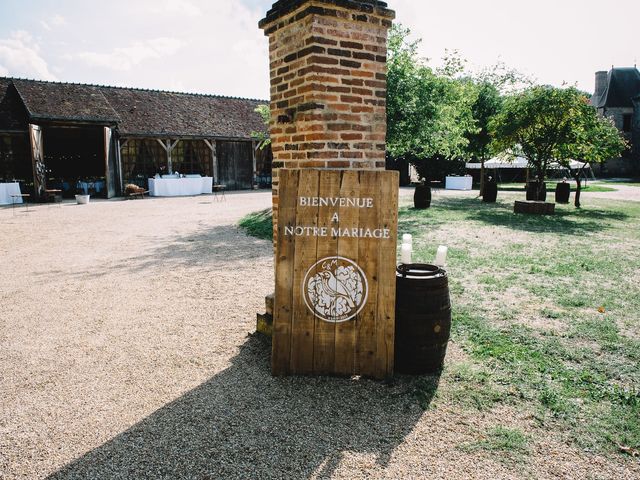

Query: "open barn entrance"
<box><xmin>42</xmin><ymin>126</ymin><xmax>107</xmax><ymax>198</ymax></box>
<box><xmin>217</xmin><ymin>141</ymin><xmax>254</xmax><ymax>190</ymax></box>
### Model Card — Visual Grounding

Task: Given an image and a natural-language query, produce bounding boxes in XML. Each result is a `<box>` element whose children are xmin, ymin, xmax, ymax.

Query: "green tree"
<box><xmin>465</xmin><ymin>81</ymin><xmax>502</xmax><ymax>195</ymax></box>
<box><xmin>251</xmin><ymin>104</ymin><xmax>271</xmax><ymax>150</ymax></box>
<box><xmin>489</xmin><ymin>86</ymin><xmax>626</xmax><ymax>205</ymax></box>
<box><xmin>559</xmin><ymin>99</ymin><xmax>628</xmax><ymax>207</ymax></box>
<box><xmin>386</xmin><ymin>26</ymin><xmax>477</xmax><ymax>180</ymax></box>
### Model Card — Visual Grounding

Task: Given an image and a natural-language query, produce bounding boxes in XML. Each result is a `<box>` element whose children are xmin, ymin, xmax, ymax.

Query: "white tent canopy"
<box><xmin>466</xmin><ymin>156</ymin><xmax>590</xmax><ymax>170</ymax></box>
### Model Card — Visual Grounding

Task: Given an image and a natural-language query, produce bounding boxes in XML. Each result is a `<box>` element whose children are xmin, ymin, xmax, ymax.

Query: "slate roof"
<box><xmin>0</xmin><ymin>77</ymin><xmax>268</xmax><ymax>140</ymax></box>
<box><xmin>591</xmin><ymin>67</ymin><xmax>640</xmax><ymax>109</ymax></box>
<box><xmin>100</xmin><ymin>86</ymin><xmax>266</xmax><ymax>138</ymax></box>
<box><xmin>12</xmin><ymin>79</ymin><xmax>120</xmax><ymax>123</ymax></box>
<box><xmin>0</xmin><ymin>79</ymin><xmax>28</xmax><ymax>131</ymax></box>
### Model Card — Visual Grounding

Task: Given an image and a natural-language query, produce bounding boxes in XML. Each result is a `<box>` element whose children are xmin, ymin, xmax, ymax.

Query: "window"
<box><xmin>622</xmin><ymin>114</ymin><xmax>633</xmax><ymax>132</ymax></box>
<box><xmin>172</xmin><ymin>140</ymin><xmax>211</xmax><ymax>176</ymax></box>
<box><xmin>121</xmin><ymin>139</ymin><xmax>166</xmax><ymax>188</ymax></box>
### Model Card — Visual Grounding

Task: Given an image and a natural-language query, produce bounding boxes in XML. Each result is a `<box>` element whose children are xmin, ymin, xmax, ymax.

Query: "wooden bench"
<box><xmin>44</xmin><ymin>189</ymin><xmax>62</xmax><ymax>206</ymax></box>
<box><xmin>514</xmin><ymin>200</ymin><xmax>555</xmax><ymax>215</ymax></box>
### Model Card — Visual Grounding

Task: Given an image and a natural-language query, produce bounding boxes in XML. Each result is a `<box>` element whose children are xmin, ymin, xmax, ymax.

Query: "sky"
<box><xmin>0</xmin><ymin>0</ymin><xmax>638</xmax><ymax>99</ymax></box>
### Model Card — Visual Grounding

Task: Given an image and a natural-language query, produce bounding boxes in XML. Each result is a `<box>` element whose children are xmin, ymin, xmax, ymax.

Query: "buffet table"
<box><xmin>148</xmin><ymin>177</ymin><xmax>213</xmax><ymax>197</ymax></box>
<box><xmin>0</xmin><ymin>182</ymin><xmax>22</xmax><ymax>205</ymax></box>
<box><xmin>445</xmin><ymin>176</ymin><xmax>473</xmax><ymax>191</ymax></box>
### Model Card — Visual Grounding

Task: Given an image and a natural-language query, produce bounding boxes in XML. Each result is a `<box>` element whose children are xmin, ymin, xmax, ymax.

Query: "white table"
<box><xmin>0</xmin><ymin>183</ymin><xmax>22</xmax><ymax>205</ymax></box>
<box><xmin>148</xmin><ymin>177</ymin><xmax>213</xmax><ymax>197</ymax></box>
<box><xmin>445</xmin><ymin>176</ymin><xmax>473</xmax><ymax>191</ymax></box>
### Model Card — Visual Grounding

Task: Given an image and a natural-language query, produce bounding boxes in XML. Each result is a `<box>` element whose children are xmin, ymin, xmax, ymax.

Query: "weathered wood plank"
<box><xmin>355</xmin><ymin>170</ymin><xmax>380</xmax><ymax>377</ymax></box>
<box><xmin>334</xmin><ymin>170</ymin><xmax>360</xmax><ymax>376</ymax></box>
<box><xmin>376</xmin><ymin>170</ymin><xmax>399</xmax><ymax>379</ymax></box>
<box><xmin>290</xmin><ymin>169</ymin><xmax>319</xmax><ymax>374</ymax></box>
<box><xmin>312</xmin><ymin>170</ymin><xmax>340</xmax><ymax>375</ymax></box>
<box><xmin>272</xmin><ymin>169</ymin><xmax>299</xmax><ymax>375</ymax></box>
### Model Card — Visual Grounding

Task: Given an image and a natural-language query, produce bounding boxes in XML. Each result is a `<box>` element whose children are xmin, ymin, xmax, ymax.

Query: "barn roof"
<box><xmin>0</xmin><ymin>79</ymin><xmax>29</xmax><ymax>131</ymax></box>
<box><xmin>591</xmin><ymin>67</ymin><xmax>640</xmax><ymax>109</ymax></box>
<box><xmin>0</xmin><ymin>77</ymin><xmax>268</xmax><ymax>140</ymax></box>
<box><xmin>100</xmin><ymin>86</ymin><xmax>266</xmax><ymax>139</ymax></box>
<box><xmin>12</xmin><ymin>79</ymin><xmax>120</xmax><ymax>123</ymax></box>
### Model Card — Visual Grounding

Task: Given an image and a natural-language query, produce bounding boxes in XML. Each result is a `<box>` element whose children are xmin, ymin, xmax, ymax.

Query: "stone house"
<box><xmin>590</xmin><ymin>67</ymin><xmax>640</xmax><ymax>176</ymax></box>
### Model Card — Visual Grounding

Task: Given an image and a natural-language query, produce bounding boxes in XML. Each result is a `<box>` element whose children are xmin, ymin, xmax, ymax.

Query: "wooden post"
<box><xmin>252</xmin><ymin>140</ymin><xmax>258</xmax><ymax>188</ymax></box>
<box><xmin>203</xmin><ymin>139</ymin><xmax>218</xmax><ymax>184</ymax></box>
<box><xmin>117</xmin><ymin>138</ymin><xmax>127</xmax><ymax>193</ymax></box>
<box><xmin>157</xmin><ymin>139</ymin><xmax>179</xmax><ymax>174</ymax></box>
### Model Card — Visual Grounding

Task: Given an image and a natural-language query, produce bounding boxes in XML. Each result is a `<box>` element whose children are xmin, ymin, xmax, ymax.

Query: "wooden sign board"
<box><xmin>273</xmin><ymin>169</ymin><xmax>399</xmax><ymax>379</ymax></box>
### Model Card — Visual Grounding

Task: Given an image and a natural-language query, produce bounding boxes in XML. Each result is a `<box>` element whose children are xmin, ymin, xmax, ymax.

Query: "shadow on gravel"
<box><xmin>49</xmin><ymin>334</ymin><xmax>437</xmax><ymax>479</ymax></box>
<box><xmin>64</xmin><ymin>223</ymin><xmax>273</xmax><ymax>282</ymax></box>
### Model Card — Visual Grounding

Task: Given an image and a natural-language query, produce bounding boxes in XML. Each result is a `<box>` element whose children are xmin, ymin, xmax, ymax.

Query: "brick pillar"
<box><xmin>259</xmin><ymin>0</ymin><xmax>395</xmax><ymax>239</ymax></box>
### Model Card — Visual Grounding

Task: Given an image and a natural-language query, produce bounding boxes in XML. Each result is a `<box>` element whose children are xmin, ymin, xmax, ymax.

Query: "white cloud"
<box><xmin>0</xmin><ymin>31</ymin><xmax>57</xmax><ymax>80</ymax></box>
<box><xmin>40</xmin><ymin>14</ymin><xmax>67</xmax><ymax>31</ymax></box>
<box><xmin>147</xmin><ymin>0</ymin><xmax>201</xmax><ymax>17</ymax></box>
<box><xmin>51</xmin><ymin>14</ymin><xmax>67</xmax><ymax>27</ymax></box>
<box><xmin>68</xmin><ymin>37</ymin><xmax>185</xmax><ymax>71</ymax></box>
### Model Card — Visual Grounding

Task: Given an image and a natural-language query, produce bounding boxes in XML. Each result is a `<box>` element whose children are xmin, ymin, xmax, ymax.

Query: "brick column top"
<box><xmin>260</xmin><ymin>0</ymin><xmax>395</xmax><ymax>32</ymax></box>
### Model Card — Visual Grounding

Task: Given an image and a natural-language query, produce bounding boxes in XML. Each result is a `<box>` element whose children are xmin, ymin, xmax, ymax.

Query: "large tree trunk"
<box><xmin>480</xmin><ymin>160</ymin><xmax>485</xmax><ymax>197</ymax></box>
<box><xmin>536</xmin><ymin>168</ymin><xmax>546</xmax><ymax>201</ymax></box>
<box><xmin>574</xmin><ymin>164</ymin><xmax>587</xmax><ymax>208</ymax></box>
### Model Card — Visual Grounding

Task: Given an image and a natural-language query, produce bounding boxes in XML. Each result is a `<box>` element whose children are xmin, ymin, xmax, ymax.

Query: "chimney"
<box><xmin>595</xmin><ymin>70</ymin><xmax>608</xmax><ymax>98</ymax></box>
<box><xmin>259</xmin><ymin>0</ymin><xmax>396</xmax><ymax>240</ymax></box>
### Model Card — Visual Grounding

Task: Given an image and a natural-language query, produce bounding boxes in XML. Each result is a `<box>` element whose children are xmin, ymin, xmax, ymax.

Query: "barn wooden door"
<box><xmin>104</xmin><ymin>127</ymin><xmax>117</xmax><ymax>198</ymax></box>
<box><xmin>29</xmin><ymin>124</ymin><xmax>45</xmax><ymax>198</ymax></box>
<box><xmin>217</xmin><ymin>141</ymin><xmax>253</xmax><ymax>190</ymax></box>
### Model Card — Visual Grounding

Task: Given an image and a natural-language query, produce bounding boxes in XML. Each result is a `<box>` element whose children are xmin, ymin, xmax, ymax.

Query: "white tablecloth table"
<box><xmin>445</xmin><ymin>176</ymin><xmax>473</xmax><ymax>190</ymax></box>
<box><xmin>0</xmin><ymin>183</ymin><xmax>23</xmax><ymax>205</ymax></box>
<box><xmin>148</xmin><ymin>177</ymin><xmax>213</xmax><ymax>197</ymax></box>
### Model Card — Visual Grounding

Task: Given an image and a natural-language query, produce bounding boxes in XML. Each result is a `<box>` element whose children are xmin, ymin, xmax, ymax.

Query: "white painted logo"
<box><xmin>303</xmin><ymin>256</ymin><xmax>368</xmax><ymax>323</ymax></box>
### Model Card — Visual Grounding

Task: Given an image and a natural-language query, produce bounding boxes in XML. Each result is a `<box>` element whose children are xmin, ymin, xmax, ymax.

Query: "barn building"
<box><xmin>0</xmin><ymin>77</ymin><xmax>272</xmax><ymax>200</ymax></box>
<box><xmin>591</xmin><ymin>67</ymin><xmax>640</xmax><ymax>176</ymax></box>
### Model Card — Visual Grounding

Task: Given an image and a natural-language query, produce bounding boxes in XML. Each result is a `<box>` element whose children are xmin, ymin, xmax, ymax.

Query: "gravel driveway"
<box><xmin>1</xmin><ymin>191</ymin><xmax>637</xmax><ymax>479</ymax></box>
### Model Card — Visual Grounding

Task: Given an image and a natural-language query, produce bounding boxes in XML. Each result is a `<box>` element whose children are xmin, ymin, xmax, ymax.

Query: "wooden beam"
<box><xmin>156</xmin><ymin>138</ymin><xmax>169</xmax><ymax>152</ymax></box>
<box><xmin>252</xmin><ymin>140</ymin><xmax>258</xmax><ymax>188</ymax></box>
<box><xmin>157</xmin><ymin>139</ymin><xmax>180</xmax><ymax>174</ymax></box>
<box><xmin>204</xmin><ymin>139</ymin><xmax>218</xmax><ymax>184</ymax></box>
<box><xmin>116</xmin><ymin>138</ymin><xmax>124</xmax><ymax>193</ymax></box>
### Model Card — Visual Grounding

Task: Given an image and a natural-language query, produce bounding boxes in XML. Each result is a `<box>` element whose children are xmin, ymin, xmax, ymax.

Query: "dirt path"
<box><xmin>1</xmin><ymin>192</ymin><xmax>637</xmax><ymax>479</ymax></box>
<box><xmin>584</xmin><ymin>184</ymin><xmax>640</xmax><ymax>202</ymax></box>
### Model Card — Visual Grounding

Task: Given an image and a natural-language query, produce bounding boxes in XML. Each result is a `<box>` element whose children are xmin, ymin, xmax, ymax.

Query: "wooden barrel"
<box><xmin>483</xmin><ymin>180</ymin><xmax>498</xmax><ymax>203</ymax></box>
<box><xmin>526</xmin><ymin>181</ymin><xmax>547</xmax><ymax>201</ymax></box>
<box><xmin>413</xmin><ymin>184</ymin><xmax>431</xmax><ymax>209</ymax></box>
<box><xmin>555</xmin><ymin>182</ymin><xmax>570</xmax><ymax>204</ymax></box>
<box><xmin>395</xmin><ymin>264</ymin><xmax>451</xmax><ymax>374</ymax></box>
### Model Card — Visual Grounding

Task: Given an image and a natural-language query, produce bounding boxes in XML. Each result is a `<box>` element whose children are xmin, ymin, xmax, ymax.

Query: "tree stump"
<box><xmin>514</xmin><ymin>201</ymin><xmax>556</xmax><ymax>215</ymax></box>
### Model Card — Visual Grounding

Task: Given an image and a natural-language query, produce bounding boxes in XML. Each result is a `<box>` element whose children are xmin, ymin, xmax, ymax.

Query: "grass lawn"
<box><xmin>240</xmin><ymin>194</ymin><xmax>640</xmax><ymax>460</ymax></box>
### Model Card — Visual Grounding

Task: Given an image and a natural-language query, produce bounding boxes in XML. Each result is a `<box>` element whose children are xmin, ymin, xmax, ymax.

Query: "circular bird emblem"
<box><xmin>303</xmin><ymin>256</ymin><xmax>368</xmax><ymax>323</ymax></box>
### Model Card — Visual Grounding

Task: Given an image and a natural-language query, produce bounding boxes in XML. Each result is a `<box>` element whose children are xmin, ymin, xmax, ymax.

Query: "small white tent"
<box><xmin>465</xmin><ymin>156</ymin><xmax>590</xmax><ymax>171</ymax></box>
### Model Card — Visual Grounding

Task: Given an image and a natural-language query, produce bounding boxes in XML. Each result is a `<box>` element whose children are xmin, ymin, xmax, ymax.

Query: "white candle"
<box><xmin>402</xmin><ymin>234</ymin><xmax>413</xmax><ymax>247</ymax></box>
<box><xmin>401</xmin><ymin>244</ymin><xmax>412</xmax><ymax>264</ymax></box>
<box><xmin>434</xmin><ymin>245</ymin><xmax>448</xmax><ymax>267</ymax></box>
